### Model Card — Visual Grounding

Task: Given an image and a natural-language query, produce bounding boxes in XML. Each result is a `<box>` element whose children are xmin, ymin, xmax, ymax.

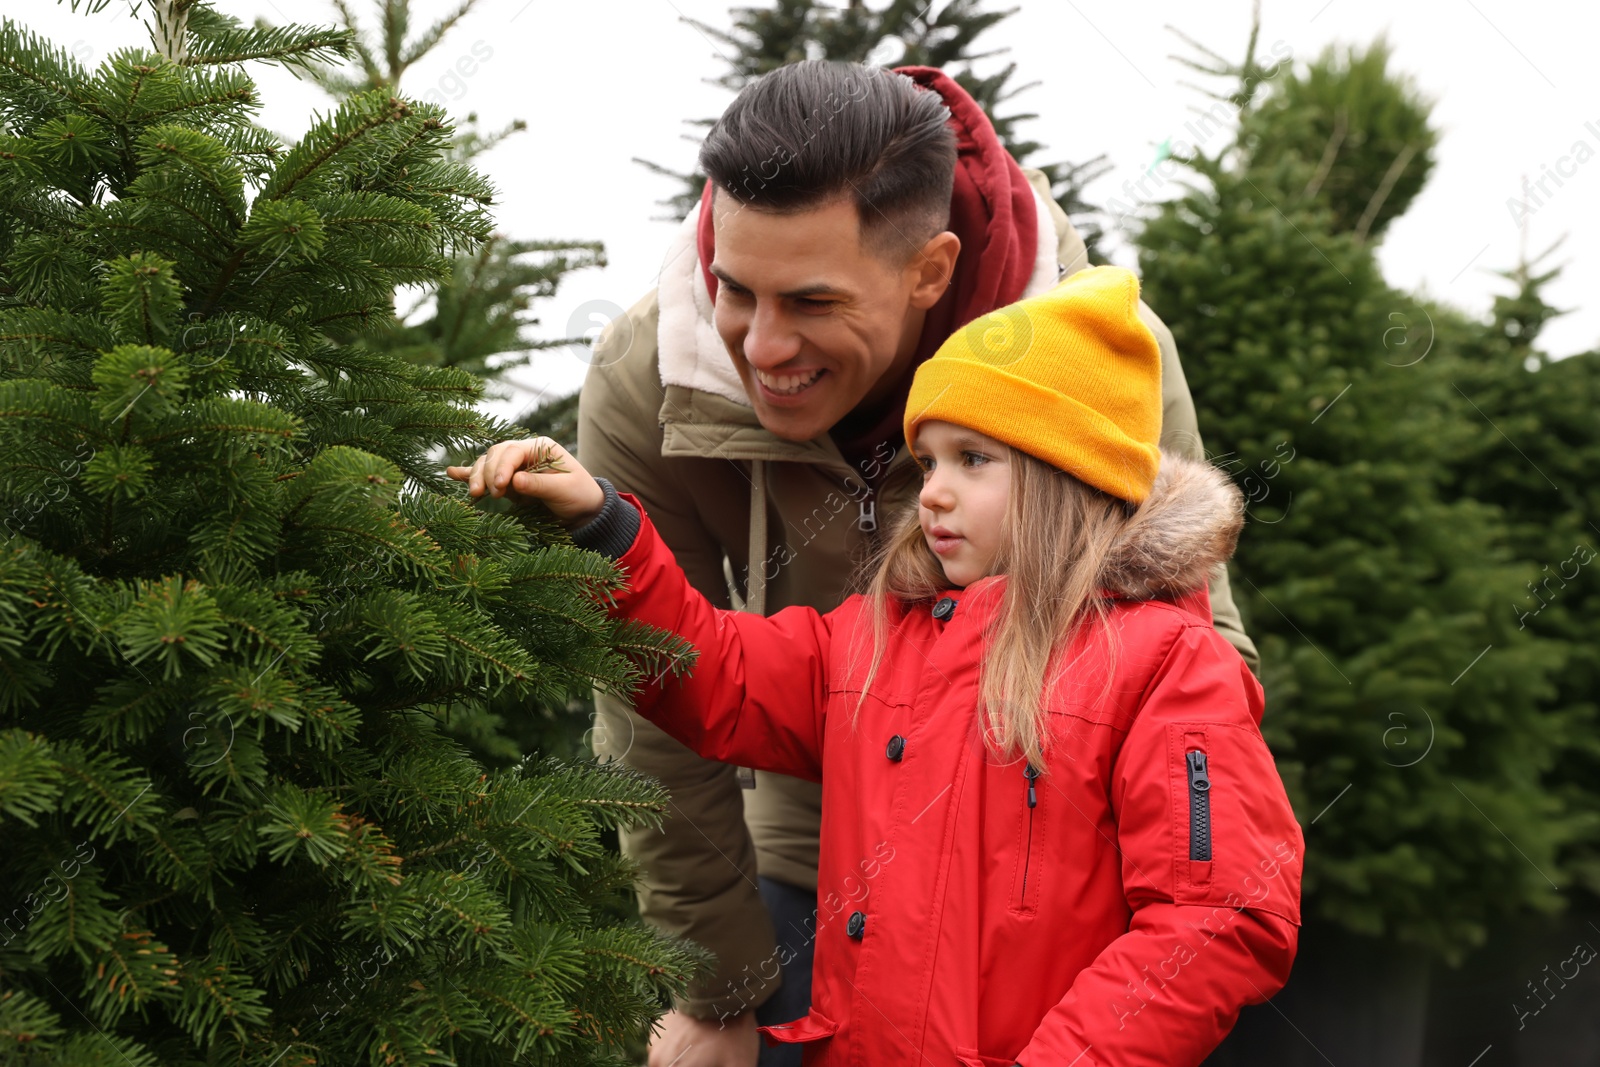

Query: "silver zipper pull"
<box><xmin>858</xmin><ymin>495</ymin><xmax>877</xmax><ymax>533</ymax></box>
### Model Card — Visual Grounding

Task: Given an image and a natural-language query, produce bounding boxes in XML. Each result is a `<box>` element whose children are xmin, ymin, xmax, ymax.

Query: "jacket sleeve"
<box><xmin>605</xmin><ymin>494</ymin><xmax>835</xmax><ymax>779</ymax></box>
<box><xmin>576</xmin><ymin>299</ymin><xmax>782</xmax><ymax>1019</ymax></box>
<box><xmin>1015</xmin><ymin>621</ymin><xmax>1303</xmax><ymax>1067</ymax></box>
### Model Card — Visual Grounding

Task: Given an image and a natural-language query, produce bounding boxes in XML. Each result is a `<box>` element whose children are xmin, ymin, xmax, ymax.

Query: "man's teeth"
<box><xmin>755</xmin><ymin>367</ymin><xmax>823</xmax><ymax>395</ymax></box>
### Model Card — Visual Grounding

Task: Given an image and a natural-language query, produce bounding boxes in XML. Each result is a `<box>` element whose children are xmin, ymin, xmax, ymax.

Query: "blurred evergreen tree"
<box><xmin>1438</xmin><ymin>242</ymin><xmax>1600</xmax><ymax>901</ymax></box>
<box><xmin>1134</xmin><ymin>23</ymin><xmax>1581</xmax><ymax>960</ymax></box>
<box><xmin>1238</xmin><ymin>37</ymin><xmax>1437</xmax><ymax>242</ymax></box>
<box><xmin>0</xmin><ymin>3</ymin><xmax>705</xmax><ymax>1063</ymax></box>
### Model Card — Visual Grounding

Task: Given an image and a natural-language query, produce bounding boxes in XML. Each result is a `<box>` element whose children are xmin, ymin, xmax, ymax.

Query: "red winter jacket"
<box><xmin>597</xmin><ymin>453</ymin><xmax>1303</xmax><ymax>1066</ymax></box>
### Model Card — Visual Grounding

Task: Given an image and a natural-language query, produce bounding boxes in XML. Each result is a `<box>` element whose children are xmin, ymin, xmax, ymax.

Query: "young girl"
<box><xmin>461</xmin><ymin>266</ymin><xmax>1302</xmax><ymax>1066</ymax></box>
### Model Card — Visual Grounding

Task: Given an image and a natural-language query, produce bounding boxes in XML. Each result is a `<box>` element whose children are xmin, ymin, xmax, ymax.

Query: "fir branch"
<box><xmin>0</xmin><ymin>20</ymin><xmax>107</xmax><ymax>121</ymax></box>
<box><xmin>328</xmin><ymin>0</ymin><xmax>387</xmax><ymax>89</ymax></box>
<box><xmin>81</xmin><ymin>208</ymin><xmax>226</xmax><ymax>270</ymax></box>
<box><xmin>135</xmin><ymin>124</ymin><xmax>248</xmax><ymax>227</ymax></box>
<box><xmin>398</xmin><ymin>0</ymin><xmax>481</xmax><ymax>70</ymax></box>
<box><xmin>257</xmin><ymin>90</ymin><xmax>413</xmax><ymax>203</ymax></box>
<box><xmin>0</xmin><ymin>309</ymin><xmax>115</xmax><ymax>358</ymax></box>
<box><xmin>180</xmin><ymin>25</ymin><xmax>354</xmax><ymax>73</ymax></box>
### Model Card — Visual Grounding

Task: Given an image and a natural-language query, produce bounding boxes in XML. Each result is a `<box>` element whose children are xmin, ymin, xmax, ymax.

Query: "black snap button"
<box><xmin>886</xmin><ymin>735</ymin><xmax>906</xmax><ymax>761</ymax></box>
<box><xmin>932</xmin><ymin>596</ymin><xmax>957</xmax><ymax>621</ymax></box>
<box><xmin>846</xmin><ymin>910</ymin><xmax>866</xmax><ymax>939</ymax></box>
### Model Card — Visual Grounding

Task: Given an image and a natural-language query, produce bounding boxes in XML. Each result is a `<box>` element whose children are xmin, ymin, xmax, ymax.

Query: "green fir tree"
<box><xmin>1439</xmin><ymin>242</ymin><xmax>1600</xmax><ymax>900</ymax></box>
<box><xmin>0</xmin><ymin>3</ymin><xmax>705</xmax><ymax>1064</ymax></box>
<box><xmin>1239</xmin><ymin>37</ymin><xmax>1437</xmax><ymax>243</ymax></box>
<box><xmin>281</xmin><ymin>0</ymin><xmax>612</xmax><ymax>761</ymax></box>
<box><xmin>1133</xmin><ymin>25</ymin><xmax>1581</xmax><ymax>960</ymax></box>
<box><xmin>287</xmin><ymin>0</ymin><xmax>608</xmax><ymax>401</ymax></box>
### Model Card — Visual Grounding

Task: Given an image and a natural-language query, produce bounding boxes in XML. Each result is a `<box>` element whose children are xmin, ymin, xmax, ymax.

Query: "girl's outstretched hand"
<box><xmin>446</xmin><ymin>436</ymin><xmax>605</xmax><ymax>528</ymax></box>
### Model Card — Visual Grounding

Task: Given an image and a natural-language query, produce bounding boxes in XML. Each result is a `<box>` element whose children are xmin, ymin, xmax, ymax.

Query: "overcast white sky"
<box><xmin>20</xmin><ymin>1</ymin><xmax>1600</xmax><ymax>417</ymax></box>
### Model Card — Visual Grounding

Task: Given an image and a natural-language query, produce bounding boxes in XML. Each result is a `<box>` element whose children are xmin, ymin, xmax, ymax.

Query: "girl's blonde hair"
<box><xmin>852</xmin><ymin>446</ymin><xmax>1135</xmax><ymax>773</ymax></box>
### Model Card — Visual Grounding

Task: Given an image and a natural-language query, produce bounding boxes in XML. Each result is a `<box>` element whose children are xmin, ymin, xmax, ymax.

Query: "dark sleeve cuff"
<box><xmin>567</xmin><ymin>477</ymin><xmax>640</xmax><ymax>560</ymax></box>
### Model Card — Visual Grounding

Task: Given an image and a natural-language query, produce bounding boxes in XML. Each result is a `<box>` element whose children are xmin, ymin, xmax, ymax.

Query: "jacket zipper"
<box><xmin>857</xmin><ymin>489</ymin><xmax>877</xmax><ymax>533</ymax></box>
<box><xmin>1019</xmin><ymin>762</ymin><xmax>1040</xmax><ymax>904</ymax></box>
<box><xmin>1186</xmin><ymin>749</ymin><xmax>1212</xmax><ymax>861</ymax></box>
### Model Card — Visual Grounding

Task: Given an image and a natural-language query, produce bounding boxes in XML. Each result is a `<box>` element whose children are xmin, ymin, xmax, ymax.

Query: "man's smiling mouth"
<box><xmin>754</xmin><ymin>367</ymin><xmax>825</xmax><ymax>396</ymax></box>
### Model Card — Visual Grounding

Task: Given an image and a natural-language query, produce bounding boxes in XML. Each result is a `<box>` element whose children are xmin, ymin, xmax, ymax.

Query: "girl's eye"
<box><xmin>914</xmin><ymin>456</ymin><xmax>933</xmax><ymax>475</ymax></box>
<box><xmin>962</xmin><ymin>451</ymin><xmax>989</xmax><ymax>467</ymax></box>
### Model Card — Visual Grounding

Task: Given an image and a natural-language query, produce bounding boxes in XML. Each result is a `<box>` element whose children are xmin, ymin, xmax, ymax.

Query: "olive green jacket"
<box><xmin>578</xmin><ymin>171</ymin><xmax>1258</xmax><ymax>1019</ymax></box>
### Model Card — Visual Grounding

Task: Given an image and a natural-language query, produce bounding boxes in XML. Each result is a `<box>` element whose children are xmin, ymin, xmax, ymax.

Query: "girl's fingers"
<box><xmin>509</xmin><ymin>470</ymin><xmax>544</xmax><ymax>497</ymax></box>
<box><xmin>491</xmin><ymin>440</ymin><xmax>540</xmax><ymax>494</ymax></box>
<box><xmin>493</xmin><ymin>449</ymin><xmax>514</xmax><ymax>490</ymax></box>
<box><xmin>446</xmin><ymin>439</ymin><xmax>569</xmax><ymax>500</ymax></box>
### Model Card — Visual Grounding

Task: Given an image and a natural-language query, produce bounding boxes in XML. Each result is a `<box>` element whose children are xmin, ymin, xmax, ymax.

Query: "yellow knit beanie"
<box><xmin>904</xmin><ymin>265</ymin><xmax>1163</xmax><ymax>503</ymax></box>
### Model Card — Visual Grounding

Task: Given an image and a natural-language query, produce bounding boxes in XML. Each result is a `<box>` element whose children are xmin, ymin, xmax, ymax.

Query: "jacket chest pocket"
<box><xmin>1009</xmin><ymin>761</ymin><xmax>1045</xmax><ymax>914</ymax></box>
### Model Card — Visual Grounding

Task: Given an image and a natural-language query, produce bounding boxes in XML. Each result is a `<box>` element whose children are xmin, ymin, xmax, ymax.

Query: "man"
<box><xmin>456</xmin><ymin>60</ymin><xmax>1257</xmax><ymax>1067</ymax></box>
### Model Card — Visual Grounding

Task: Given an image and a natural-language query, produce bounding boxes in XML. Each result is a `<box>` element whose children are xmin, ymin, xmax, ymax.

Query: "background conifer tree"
<box><xmin>1440</xmin><ymin>244</ymin><xmax>1600</xmax><ymax>899</ymax></box>
<box><xmin>0</xmin><ymin>3</ymin><xmax>705</xmax><ymax>1063</ymax></box>
<box><xmin>1135</xmin><ymin>28</ymin><xmax>1579</xmax><ymax>964</ymax></box>
<box><xmin>1234</xmin><ymin>37</ymin><xmax>1437</xmax><ymax>242</ymax></box>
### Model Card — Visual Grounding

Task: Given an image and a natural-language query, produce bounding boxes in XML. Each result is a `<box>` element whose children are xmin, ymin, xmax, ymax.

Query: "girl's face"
<box><xmin>912</xmin><ymin>420</ymin><xmax>1011</xmax><ymax>587</ymax></box>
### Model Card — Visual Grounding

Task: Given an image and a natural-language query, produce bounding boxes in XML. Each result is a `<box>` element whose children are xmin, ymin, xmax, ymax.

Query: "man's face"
<box><xmin>710</xmin><ymin>192</ymin><xmax>952</xmax><ymax>442</ymax></box>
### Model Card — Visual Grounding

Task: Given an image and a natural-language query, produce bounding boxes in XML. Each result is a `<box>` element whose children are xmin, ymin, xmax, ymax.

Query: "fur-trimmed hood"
<box><xmin>1101</xmin><ymin>450</ymin><xmax>1245</xmax><ymax>601</ymax></box>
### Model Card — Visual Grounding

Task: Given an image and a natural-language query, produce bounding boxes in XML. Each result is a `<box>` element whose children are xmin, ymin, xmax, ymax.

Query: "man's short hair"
<box><xmin>699</xmin><ymin>61</ymin><xmax>957</xmax><ymax>262</ymax></box>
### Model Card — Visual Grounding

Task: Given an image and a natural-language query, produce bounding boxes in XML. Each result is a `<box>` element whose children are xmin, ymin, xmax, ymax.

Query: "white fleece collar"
<box><xmin>656</xmin><ymin>186</ymin><xmax>1064</xmax><ymax>406</ymax></box>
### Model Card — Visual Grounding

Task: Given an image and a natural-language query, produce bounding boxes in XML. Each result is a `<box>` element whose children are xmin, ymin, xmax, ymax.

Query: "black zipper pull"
<box><xmin>1186</xmin><ymin>750</ymin><xmax>1210</xmax><ymax>791</ymax></box>
<box><xmin>1024</xmin><ymin>762</ymin><xmax>1040</xmax><ymax>808</ymax></box>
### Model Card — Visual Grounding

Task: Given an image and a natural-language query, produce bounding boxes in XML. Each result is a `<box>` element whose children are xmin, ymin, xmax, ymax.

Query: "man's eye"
<box><xmin>797</xmin><ymin>298</ymin><xmax>833</xmax><ymax>312</ymax></box>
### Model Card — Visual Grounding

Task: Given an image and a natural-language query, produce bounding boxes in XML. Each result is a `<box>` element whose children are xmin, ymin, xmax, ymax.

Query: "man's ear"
<box><xmin>906</xmin><ymin>231</ymin><xmax>961</xmax><ymax>310</ymax></box>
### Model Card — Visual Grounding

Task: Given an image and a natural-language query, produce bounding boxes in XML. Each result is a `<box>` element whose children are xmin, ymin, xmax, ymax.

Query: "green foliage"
<box><xmin>291</xmin><ymin>0</ymin><xmax>604</xmax><ymax>396</ymax></box>
<box><xmin>1436</xmin><ymin>247</ymin><xmax>1600</xmax><ymax>900</ymax></box>
<box><xmin>378</xmin><ymin>236</ymin><xmax>605</xmax><ymax>392</ymax></box>
<box><xmin>0</xmin><ymin>4</ymin><xmax>705</xmax><ymax>1064</ymax></box>
<box><xmin>290</xmin><ymin>1</ymin><xmax>614</xmax><ymax>808</ymax></box>
<box><xmin>1239</xmin><ymin>38</ymin><xmax>1437</xmax><ymax>241</ymax></box>
<box><xmin>1134</xmin><ymin>29</ymin><xmax>1584</xmax><ymax>961</ymax></box>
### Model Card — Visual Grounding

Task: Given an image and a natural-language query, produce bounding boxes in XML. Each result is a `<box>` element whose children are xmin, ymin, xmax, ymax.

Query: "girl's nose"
<box><xmin>919</xmin><ymin>469</ymin><xmax>954</xmax><ymax>512</ymax></box>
